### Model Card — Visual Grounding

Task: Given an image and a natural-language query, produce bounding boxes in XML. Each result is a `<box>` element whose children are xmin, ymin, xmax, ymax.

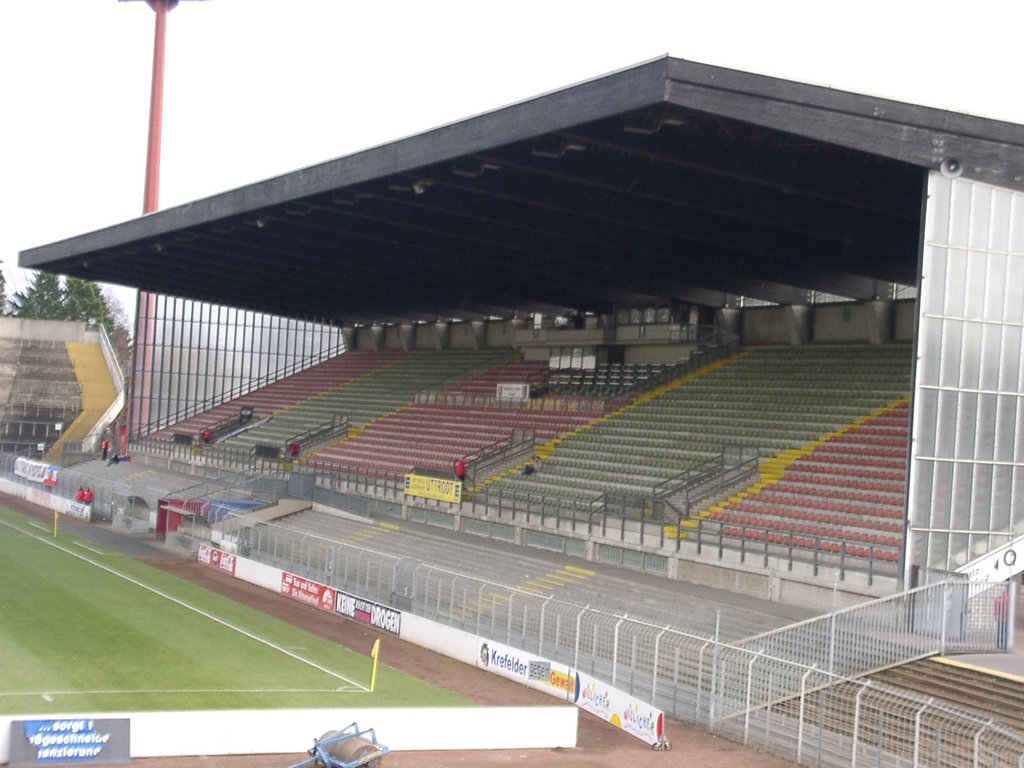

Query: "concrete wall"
<box><xmin>343</xmin><ymin>300</ymin><xmax>917</xmax><ymax>354</ymax></box>
<box><xmin>623</xmin><ymin>344</ymin><xmax>697</xmax><ymax>365</ymax></box>
<box><xmin>740</xmin><ymin>305</ymin><xmax>792</xmax><ymax>343</ymax></box>
<box><xmin>348</xmin><ymin>319</ymin><xmax>524</xmax><ymax>352</ymax></box>
<box><xmin>0</xmin><ymin>318</ymin><xmax>100</xmax><ymax>345</ymax></box>
<box><xmin>741</xmin><ymin>300</ymin><xmax>916</xmax><ymax>345</ymax></box>
<box><xmin>486</xmin><ymin>317</ymin><xmax>523</xmax><ymax>348</ymax></box>
<box><xmin>448</xmin><ymin>320</ymin><xmax>480</xmax><ymax>349</ymax></box>
<box><xmin>0</xmin><ymin>707</ymin><xmax>577</xmax><ymax>762</ymax></box>
<box><xmin>893</xmin><ymin>299</ymin><xmax>916</xmax><ymax>341</ymax></box>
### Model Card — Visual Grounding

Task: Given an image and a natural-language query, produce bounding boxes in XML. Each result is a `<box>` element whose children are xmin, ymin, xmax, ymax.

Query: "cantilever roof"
<box><xmin>20</xmin><ymin>56</ymin><xmax>1024</xmax><ymax>324</ymax></box>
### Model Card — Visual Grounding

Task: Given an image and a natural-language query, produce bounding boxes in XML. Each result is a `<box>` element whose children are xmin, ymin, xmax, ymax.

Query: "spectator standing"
<box><xmin>201</xmin><ymin>427</ymin><xmax>211</xmax><ymax>444</ymax></box>
<box><xmin>289</xmin><ymin>442</ymin><xmax>299</xmax><ymax>460</ymax></box>
<box><xmin>101</xmin><ymin>438</ymin><xmax>109</xmax><ymax>461</ymax></box>
<box><xmin>454</xmin><ymin>458</ymin><xmax>466</xmax><ymax>483</ymax></box>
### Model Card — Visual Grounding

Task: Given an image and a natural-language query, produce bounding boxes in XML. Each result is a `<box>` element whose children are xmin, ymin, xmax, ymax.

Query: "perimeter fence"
<box><xmin>212</xmin><ymin>511</ymin><xmax>1024</xmax><ymax>767</ymax></box>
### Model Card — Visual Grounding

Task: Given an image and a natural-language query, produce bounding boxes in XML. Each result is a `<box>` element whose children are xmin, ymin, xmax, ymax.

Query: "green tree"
<box><xmin>64</xmin><ymin>277</ymin><xmax>114</xmax><ymax>332</ymax></box>
<box><xmin>10</xmin><ymin>273</ymin><xmax>130</xmax><ymax>348</ymax></box>
<box><xmin>0</xmin><ymin>269</ymin><xmax>6</xmax><ymax>315</ymax></box>
<box><xmin>9</xmin><ymin>271</ymin><xmax>65</xmax><ymax>319</ymax></box>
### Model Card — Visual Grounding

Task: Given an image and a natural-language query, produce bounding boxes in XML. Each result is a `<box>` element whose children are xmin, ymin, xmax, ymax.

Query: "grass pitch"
<box><xmin>0</xmin><ymin>504</ymin><xmax>467</xmax><ymax>714</ymax></box>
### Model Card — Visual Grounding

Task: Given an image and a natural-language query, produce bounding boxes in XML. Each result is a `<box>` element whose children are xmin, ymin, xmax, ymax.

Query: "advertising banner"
<box><xmin>335</xmin><ymin>591</ymin><xmax>402</xmax><ymax>635</ymax></box>
<box><xmin>403</xmin><ymin>473</ymin><xmax>462</xmax><ymax>503</ymax></box>
<box><xmin>280</xmin><ymin>571</ymin><xmax>335</xmax><ymax>611</ymax></box>
<box><xmin>475</xmin><ymin>639</ymin><xmax>575</xmax><ymax>699</ymax></box>
<box><xmin>9</xmin><ymin>718</ymin><xmax>130</xmax><ymax>766</ymax></box>
<box><xmin>197</xmin><ymin>544</ymin><xmax>237</xmax><ymax>576</ymax></box>
<box><xmin>474</xmin><ymin>639</ymin><xmax>665</xmax><ymax>746</ymax></box>
<box><xmin>65</xmin><ymin>501</ymin><xmax>92</xmax><ymax>522</ymax></box>
<box><xmin>573</xmin><ymin>670</ymin><xmax>664</xmax><ymax>746</ymax></box>
<box><xmin>496</xmin><ymin>383</ymin><xmax>530</xmax><ymax>400</ymax></box>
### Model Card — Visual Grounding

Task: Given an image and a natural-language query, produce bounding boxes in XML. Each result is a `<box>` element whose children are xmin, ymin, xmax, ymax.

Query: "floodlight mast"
<box><xmin>121</xmin><ymin>0</ymin><xmax>205</xmax><ymax>214</ymax></box>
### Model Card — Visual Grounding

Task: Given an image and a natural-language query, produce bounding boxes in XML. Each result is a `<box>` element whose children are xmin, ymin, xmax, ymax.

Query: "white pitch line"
<box><xmin>1</xmin><ymin>686</ymin><xmax>364</xmax><ymax>698</ymax></box>
<box><xmin>0</xmin><ymin>517</ymin><xmax>369</xmax><ymax>692</ymax></box>
<box><xmin>72</xmin><ymin>540</ymin><xmax>105</xmax><ymax>555</ymax></box>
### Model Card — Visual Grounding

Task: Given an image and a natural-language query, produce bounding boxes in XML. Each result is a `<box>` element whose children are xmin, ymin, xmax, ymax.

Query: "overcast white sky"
<box><xmin>3</xmin><ymin>0</ymin><xmax>1021</xmax><ymax>316</ymax></box>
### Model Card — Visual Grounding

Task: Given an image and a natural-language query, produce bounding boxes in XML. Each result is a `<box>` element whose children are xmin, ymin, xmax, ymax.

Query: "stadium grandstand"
<box><xmin>11</xmin><ymin>56</ymin><xmax>1024</xmax><ymax>765</ymax></box>
<box><xmin>0</xmin><ymin>317</ymin><xmax>123</xmax><ymax>464</ymax></box>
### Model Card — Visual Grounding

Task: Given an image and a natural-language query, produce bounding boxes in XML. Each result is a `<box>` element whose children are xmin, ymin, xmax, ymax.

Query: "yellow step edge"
<box><xmin>702</xmin><ymin>395</ymin><xmax>912</xmax><ymax>518</ymax></box>
<box><xmin>565</xmin><ymin>564</ymin><xmax>595</xmax><ymax>576</ymax></box>
<box><xmin>531</xmin><ymin>576</ymin><xmax>565</xmax><ymax>588</ymax></box>
<box><xmin>540</xmin><ymin>571</ymin><xmax>577</xmax><ymax>584</ymax></box>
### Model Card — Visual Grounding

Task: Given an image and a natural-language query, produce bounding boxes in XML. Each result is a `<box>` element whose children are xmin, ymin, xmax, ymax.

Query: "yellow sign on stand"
<box><xmin>404</xmin><ymin>472</ymin><xmax>462</xmax><ymax>503</ymax></box>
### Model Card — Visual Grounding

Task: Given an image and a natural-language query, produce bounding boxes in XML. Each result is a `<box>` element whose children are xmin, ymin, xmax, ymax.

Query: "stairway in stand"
<box><xmin>707</xmin><ymin>400</ymin><xmax>910</xmax><ymax>561</ymax></box>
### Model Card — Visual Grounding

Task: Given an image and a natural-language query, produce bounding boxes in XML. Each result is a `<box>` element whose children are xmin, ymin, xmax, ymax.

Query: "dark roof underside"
<box><xmin>21</xmin><ymin>57</ymin><xmax>1024</xmax><ymax>324</ymax></box>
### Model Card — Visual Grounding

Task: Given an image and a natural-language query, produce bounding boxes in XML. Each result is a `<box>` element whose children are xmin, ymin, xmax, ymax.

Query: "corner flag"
<box><xmin>370</xmin><ymin>638</ymin><xmax>381</xmax><ymax>692</ymax></box>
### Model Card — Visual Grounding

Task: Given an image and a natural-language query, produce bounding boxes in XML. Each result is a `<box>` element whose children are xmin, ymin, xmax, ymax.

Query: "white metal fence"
<box><xmin>215</xmin><ymin>513</ymin><xmax>1024</xmax><ymax>767</ymax></box>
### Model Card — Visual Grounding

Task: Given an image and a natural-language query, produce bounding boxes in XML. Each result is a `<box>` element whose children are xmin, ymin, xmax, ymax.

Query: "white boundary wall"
<box><xmin>0</xmin><ymin>707</ymin><xmax>577</xmax><ymax>762</ymax></box>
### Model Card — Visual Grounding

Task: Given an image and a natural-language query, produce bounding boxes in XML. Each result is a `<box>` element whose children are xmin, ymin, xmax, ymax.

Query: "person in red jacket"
<box><xmin>83</xmin><ymin>488</ymin><xmax>94</xmax><ymax>504</ymax></box>
<box><xmin>75</xmin><ymin>487</ymin><xmax>85</xmax><ymax>502</ymax></box>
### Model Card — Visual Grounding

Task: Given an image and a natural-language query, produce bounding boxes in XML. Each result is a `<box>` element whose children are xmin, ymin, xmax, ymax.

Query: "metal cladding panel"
<box><xmin>909</xmin><ymin>174</ymin><xmax>1024</xmax><ymax>577</ymax></box>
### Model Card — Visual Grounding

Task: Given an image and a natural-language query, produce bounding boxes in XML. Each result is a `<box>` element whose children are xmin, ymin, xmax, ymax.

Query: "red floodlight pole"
<box><xmin>122</xmin><ymin>0</ymin><xmax>205</xmax><ymax>213</ymax></box>
<box><xmin>142</xmin><ymin>0</ymin><xmax>175</xmax><ymax>214</ymax></box>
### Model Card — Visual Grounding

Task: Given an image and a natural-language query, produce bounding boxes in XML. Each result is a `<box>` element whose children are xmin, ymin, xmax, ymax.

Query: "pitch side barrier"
<box><xmin>201</xmin><ymin>517</ymin><xmax>1024</xmax><ymax>767</ymax></box>
<box><xmin>196</xmin><ymin>543</ymin><xmax>672</xmax><ymax>750</ymax></box>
